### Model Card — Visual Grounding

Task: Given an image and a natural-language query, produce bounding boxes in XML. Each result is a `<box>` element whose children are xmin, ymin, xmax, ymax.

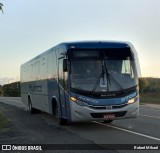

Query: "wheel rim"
<box><xmin>29</xmin><ymin>103</ymin><xmax>31</xmax><ymax>111</ymax></box>
<box><xmin>29</xmin><ymin>101</ymin><xmax>32</xmax><ymax>112</ymax></box>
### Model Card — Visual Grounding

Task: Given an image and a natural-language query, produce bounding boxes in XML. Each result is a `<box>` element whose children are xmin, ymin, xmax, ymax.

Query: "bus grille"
<box><xmin>90</xmin><ymin>111</ymin><xmax>127</xmax><ymax>118</ymax></box>
<box><xmin>89</xmin><ymin>103</ymin><xmax>127</xmax><ymax>110</ymax></box>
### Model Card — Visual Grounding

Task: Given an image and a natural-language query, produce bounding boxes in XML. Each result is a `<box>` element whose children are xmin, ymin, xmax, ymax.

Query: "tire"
<box><xmin>28</xmin><ymin>97</ymin><xmax>40</xmax><ymax>114</ymax></box>
<box><xmin>28</xmin><ymin>98</ymin><xmax>34</xmax><ymax>114</ymax></box>
<box><xmin>103</xmin><ymin>120</ymin><xmax>113</xmax><ymax>124</ymax></box>
<box><xmin>54</xmin><ymin>103</ymin><xmax>68</xmax><ymax>125</ymax></box>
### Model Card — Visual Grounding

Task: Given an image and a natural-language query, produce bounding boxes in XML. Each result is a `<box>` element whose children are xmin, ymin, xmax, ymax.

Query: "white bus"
<box><xmin>20</xmin><ymin>41</ymin><xmax>140</xmax><ymax>125</ymax></box>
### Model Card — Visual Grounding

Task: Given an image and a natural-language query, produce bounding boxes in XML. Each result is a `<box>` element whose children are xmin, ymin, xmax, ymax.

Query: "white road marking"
<box><xmin>93</xmin><ymin>121</ymin><xmax>160</xmax><ymax>142</ymax></box>
<box><xmin>139</xmin><ymin>114</ymin><xmax>160</xmax><ymax>119</ymax></box>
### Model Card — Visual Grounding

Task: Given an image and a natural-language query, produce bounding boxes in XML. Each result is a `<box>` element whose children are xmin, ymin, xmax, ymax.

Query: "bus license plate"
<box><xmin>104</xmin><ymin>114</ymin><xmax>115</xmax><ymax>119</ymax></box>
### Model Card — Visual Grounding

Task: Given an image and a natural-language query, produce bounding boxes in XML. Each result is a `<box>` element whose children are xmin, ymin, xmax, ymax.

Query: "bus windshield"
<box><xmin>70</xmin><ymin>49</ymin><xmax>138</xmax><ymax>94</ymax></box>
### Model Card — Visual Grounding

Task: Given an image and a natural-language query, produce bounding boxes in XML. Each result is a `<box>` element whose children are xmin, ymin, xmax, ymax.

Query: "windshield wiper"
<box><xmin>92</xmin><ymin>59</ymin><xmax>111</xmax><ymax>93</ymax></box>
<box><xmin>92</xmin><ymin>51</ymin><xmax>127</xmax><ymax>94</ymax></box>
<box><xmin>107</xmin><ymin>73</ymin><xmax>127</xmax><ymax>94</ymax></box>
<box><xmin>103</xmin><ymin>50</ymin><xmax>127</xmax><ymax>94</ymax></box>
<box><xmin>103</xmin><ymin>53</ymin><xmax>111</xmax><ymax>92</ymax></box>
<box><xmin>92</xmin><ymin>71</ymin><xmax>105</xmax><ymax>93</ymax></box>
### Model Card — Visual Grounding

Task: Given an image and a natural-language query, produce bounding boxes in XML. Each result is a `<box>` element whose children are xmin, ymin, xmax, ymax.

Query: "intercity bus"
<box><xmin>20</xmin><ymin>41</ymin><xmax>140</xmax><ymax>125</ymax></box>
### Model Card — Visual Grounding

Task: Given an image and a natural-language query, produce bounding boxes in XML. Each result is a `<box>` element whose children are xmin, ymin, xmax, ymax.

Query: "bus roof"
<box><xmin>21</xmin><ymin>41</ymin><xmax>134</xmax><ymax>66</ymax></box>
<box><xmin>61</xmin><ymin>41</ymin><xmax>131</xmax><ymax>49</ymax></box>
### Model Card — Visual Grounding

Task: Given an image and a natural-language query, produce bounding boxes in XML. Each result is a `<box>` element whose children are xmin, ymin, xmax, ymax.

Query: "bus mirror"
<box><xmin>63</xmin><ymin>59</ymin><xmax>68</xmax><ymax>72</ymax></box>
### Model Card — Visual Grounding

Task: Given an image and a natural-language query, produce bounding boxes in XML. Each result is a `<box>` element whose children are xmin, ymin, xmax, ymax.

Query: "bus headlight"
<box><xmin>128</xmin><ymin>96</ymin><xmax>139</xmax><ymax>104</ymax></box>
<box><xmin>70</xmin><ymin>97</ymin><xmax>88</xmax><ymax>106</ymax></box>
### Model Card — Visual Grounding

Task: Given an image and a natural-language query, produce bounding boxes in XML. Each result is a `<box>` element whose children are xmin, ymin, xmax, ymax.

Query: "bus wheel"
<box><xmin>28</xmin><ymin>98</ymin><xmax>34</xmax><ymax>114</ymax></box>
<box><xmin>103</xmin><ymin>120</ymin><xmax>113</xmax><ymax>124</ymax></box>
<box><xmin>55</xmin><ymin>103</ymin><xmax>68</xmax><ymax>125</ymax></box>
<box><xmin>28</xmin><ymin>97</ymin><xmax>40</xmax><ymax>114</ymax></box>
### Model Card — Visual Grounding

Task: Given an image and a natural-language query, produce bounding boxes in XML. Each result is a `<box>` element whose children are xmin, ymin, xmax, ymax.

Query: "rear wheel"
<box><xmin>28</xmin><ymin>97</ymin><xmax>41</xmax><ymax>114</ymax></box>
<box><xmin>28</xmin><ymin>98</ymin><xmax>34</xmax><ymax>114</ymax></box>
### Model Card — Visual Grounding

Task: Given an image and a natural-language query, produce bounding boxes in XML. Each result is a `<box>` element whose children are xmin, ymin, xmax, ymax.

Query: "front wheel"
<box><xmin>55</xmin><ymin>103</ymin><xmax>68</xmax><ymax>125</ymax></box>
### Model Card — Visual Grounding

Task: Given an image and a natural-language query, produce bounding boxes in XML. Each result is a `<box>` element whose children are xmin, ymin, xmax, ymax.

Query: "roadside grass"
<box><xmin>140</xmin><ymin>93</ymin><xmax>160</xmax><ymax>105</ymax></box>
<box><xmin>0</xmin><ymin>111</ymin><xmax>10</xmax><ymax>132</ymax></box>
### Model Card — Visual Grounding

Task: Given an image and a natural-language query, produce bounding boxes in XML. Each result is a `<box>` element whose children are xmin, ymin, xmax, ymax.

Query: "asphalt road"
<box><xmin>0</xmin><ymin>97</ymin><xmax>160</xmax><ymax>153</ymax></box>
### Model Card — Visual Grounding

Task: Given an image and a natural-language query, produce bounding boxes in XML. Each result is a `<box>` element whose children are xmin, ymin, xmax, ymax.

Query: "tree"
<box><xmin>0</xmin><ymin>3</ymin><xmax>3</xmax><ymax>14</ymax></box>
<box><xmin>139</xmin><ymin>78</ymin><xmax>149</xmax><ymax>93</ymax></box>
<box><xmin>0</xmin><ymin>85</ymin><xmax>2</xmax><ymax>96</ymax></box>
<box><xmin>2</xmin><ymin>82</ymin><xmax>21</xmax><ymax>97</ymax></box>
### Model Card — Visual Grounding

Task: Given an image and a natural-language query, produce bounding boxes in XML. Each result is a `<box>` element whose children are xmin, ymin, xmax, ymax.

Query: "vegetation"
<box><xmin>0</xmin><ymin>85</ymin><xmax>2</xmax><ymax>96</ymax></box>
<box><xmin>139</xmin><ymin>77</ymin><xmax>160</xmax><ymax>104</ymax></box>
<box><xmin>2</xmin><ymin>82</ymin><xmax>21</xmax><ymax>97</ymax></box>
<box><xmin>0</xmin><ymin>111</ymin><xmax>10</xmax><ymax>132</ymax></box>
<box><xmin>0</xmin><ymin>2</ymin><xmax>3</xmax><ymax>14</ymax></box>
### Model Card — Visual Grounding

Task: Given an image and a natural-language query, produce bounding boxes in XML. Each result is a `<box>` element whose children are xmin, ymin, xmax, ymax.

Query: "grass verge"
<box><xmin>0</xmin><ymin>111</ymin><xmax>10</xmax><ymax>132</ymax></box>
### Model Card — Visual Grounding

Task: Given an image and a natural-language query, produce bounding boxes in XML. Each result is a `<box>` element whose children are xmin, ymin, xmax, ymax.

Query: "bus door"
<box><xmin>58</xmin><ymin>57</ymin><xmax>68</xmax><ymax>118</ymax></box>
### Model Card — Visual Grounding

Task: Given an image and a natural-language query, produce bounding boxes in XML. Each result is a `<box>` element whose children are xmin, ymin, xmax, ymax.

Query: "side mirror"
<box><xmin>63</xmin><ymin>59</ymin><xmax>68</xmax><ymax>72</ymax></box>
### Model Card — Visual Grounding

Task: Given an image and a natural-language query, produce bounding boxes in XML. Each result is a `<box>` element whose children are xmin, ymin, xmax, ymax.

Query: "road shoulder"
<box><xmin>140</xmin><ymin>103</ymin><xmax>160</xmax><ymax>110</ymax></box>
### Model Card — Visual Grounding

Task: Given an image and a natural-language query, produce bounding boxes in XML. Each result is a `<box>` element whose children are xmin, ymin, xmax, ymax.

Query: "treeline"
<box><xmin>139</xmin><ymin>77</ymin><xmax>160</xmax><ymax>94</ymax></box>
<box><xmin>0</xmin><ymin>82</ymin><xmax>21</xmax><ymax>97</ymax></box>
<box><xmin>0</xmin><ymin>85</ymin><xmax>2</xmax><ymax>96</ymax></box>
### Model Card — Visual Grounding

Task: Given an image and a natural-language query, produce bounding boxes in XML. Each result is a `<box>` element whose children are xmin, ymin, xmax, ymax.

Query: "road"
<box><xmin>0</xmin><ymin>97</ymin><xmax>160</xmax><ymax>153</ymax></box>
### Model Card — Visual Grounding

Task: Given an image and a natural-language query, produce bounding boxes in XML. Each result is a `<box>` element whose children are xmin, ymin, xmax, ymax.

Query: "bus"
<box><xmin>20</xmin><ymin>41</ymin><xmax>140</xmax><ymax>125</ymax></box>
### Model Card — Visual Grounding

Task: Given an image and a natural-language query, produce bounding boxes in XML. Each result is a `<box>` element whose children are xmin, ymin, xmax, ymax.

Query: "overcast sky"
<box><xmin>0</xmin><ymin>0</ymin><xmax>160</xmax><ymax>84</ymax></box>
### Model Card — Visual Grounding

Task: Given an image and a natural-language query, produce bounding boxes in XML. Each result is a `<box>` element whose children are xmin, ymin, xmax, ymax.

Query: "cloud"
<box><xmin>0</xmin><ymin>77</ymin><xmax>16</xmax><ymax>85</ymax></box>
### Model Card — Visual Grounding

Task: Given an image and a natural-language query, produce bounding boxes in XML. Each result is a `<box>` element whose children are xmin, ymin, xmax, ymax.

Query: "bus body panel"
<box><xmin>20</xmin><ymin>41</ymin><xmax>140</xmax><ymax>123</ymax></box>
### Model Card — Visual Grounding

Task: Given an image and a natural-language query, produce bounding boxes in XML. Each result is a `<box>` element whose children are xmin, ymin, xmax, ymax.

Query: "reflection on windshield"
<box><xmin>70</xmin><ymin>59</ymin><xmax>138</xmax><ymax>93</ymax></box>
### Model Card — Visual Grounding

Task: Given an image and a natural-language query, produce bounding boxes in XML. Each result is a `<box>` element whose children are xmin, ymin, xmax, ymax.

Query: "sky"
<box><xmin>0</xmin><ymin>0</ymin><xmax>160</xmax><ymax>85</ymax></box>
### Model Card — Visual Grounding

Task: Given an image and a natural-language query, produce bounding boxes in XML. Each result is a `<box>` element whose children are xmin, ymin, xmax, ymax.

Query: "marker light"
<box><xmin>70</xmin><ymin>97</ymin><xmax>88</xmax><ymax>106</ymax></box>
<box><xmin>70</xmin><ymin>97</ymin><xmax>76</xmax><ymax>102</ymax></box>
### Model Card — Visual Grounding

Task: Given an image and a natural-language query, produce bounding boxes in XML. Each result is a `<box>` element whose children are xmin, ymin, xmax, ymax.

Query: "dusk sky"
<box><xmin>0</xmin><ymin>0</ymin><xmax>160</xmax><ymax>85</ymax></box>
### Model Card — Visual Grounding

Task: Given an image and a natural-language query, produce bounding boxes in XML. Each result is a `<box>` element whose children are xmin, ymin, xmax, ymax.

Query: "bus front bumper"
<box><xmin>70</xmin><ymin>100</ymin><xmax>139</xmax><ymax>122</ymax></box>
